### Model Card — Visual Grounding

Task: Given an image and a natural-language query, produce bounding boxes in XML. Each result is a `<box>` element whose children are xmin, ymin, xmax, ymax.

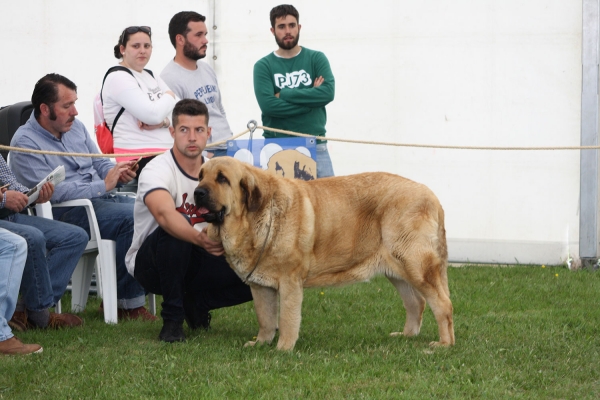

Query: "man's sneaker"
<box><xmin>118</xmin><ymin>306</ymin><xmax>158</xmax><ymax>322</ymax></box>
<box><xmin>159</xmin><ymin>320</ymin><xmax>185</xmax><ymax>343</ymax></box>
<box><xmin>47</xmin><ymin>313</ymin><xmax>83</xmax><ymax>328</ymax></box>
<box><xmin>8</xmin><ymin>311</ymin><xmax>28</xmax><ymax>332</ymax></box>
<box><xmin>183</xmin><ymin>292</ymin><xmax>211</xmax><ymax>330</ymax></box>
<box><xmin>0</xmin><ymin>337</ymin><xmax>43</xmax><ymax>356</ymax></box>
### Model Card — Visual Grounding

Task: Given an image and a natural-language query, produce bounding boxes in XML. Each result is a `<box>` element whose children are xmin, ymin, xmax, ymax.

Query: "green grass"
<box><xmin>2</xmin><ymin>265</ymin><xmax>599</xmax><ymax>399</ymax></box>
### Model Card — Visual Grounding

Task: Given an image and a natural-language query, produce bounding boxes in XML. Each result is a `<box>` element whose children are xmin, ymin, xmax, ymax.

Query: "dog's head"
<box><xmin>195</xmin><ymin>157</ymin><xmax>263</xmax><ymax>225</ymax></box>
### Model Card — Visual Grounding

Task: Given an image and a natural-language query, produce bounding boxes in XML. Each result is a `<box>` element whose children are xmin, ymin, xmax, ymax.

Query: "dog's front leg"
<box><xmin>276</xmin><ymin>279</ymin><xmax>303</xmax><ymax>351</ymax></box>
<box><xmin>245</xmin><ymin>285</ymin><xmax>278</xmax><ymax>347</ymax></box>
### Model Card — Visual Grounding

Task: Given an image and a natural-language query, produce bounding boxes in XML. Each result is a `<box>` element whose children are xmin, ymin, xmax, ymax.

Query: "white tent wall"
<box><xmin>0</xmin><ymin>1</ymin><xmax>585</xmax><ymax>264</ymax></box>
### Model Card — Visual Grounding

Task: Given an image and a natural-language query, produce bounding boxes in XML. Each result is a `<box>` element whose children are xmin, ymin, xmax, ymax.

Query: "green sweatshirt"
<box><xmin>253</xmin><ymin>47</ymin><xmax>335</xmax><ymax>140</ymax></box>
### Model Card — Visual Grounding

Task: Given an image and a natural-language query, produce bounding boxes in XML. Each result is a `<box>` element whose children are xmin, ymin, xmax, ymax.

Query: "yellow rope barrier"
<box><xmin>257</xmin><ymin>126</ymin><xmax>600</xmax><ymax>151</ymax></box>
<box><xmin>1</xmin><ymin>124</ymin><xmax>599</xmax><ymax>158</ymax></box>
<box><xmin>0</xmin><ymin>128</ymin><xmax>250</xmax><ymax>158</ymax></box>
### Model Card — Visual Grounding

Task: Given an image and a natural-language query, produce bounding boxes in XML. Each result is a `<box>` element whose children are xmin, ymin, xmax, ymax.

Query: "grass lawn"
<box><xmin>2</xmin><ymin>265</ymin><xmax>599</xmax><ymax>399</ymax></box>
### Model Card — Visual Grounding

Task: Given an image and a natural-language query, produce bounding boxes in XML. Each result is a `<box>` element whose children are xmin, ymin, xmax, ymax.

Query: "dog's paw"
<box><xmin>429</xmin><ymin>340</ymin><xmax>452</xmax><ymax>348</ymax></box>
<box><xmin>275</xmin><ymin>341</ymin><xmax>295</xmax><ymax>351</ymax></box>
<box><xmin>389</xmin><ymin>332</ymin><xmax>404</xmax><ymax>337</ymax></box>
<box><xmin>244</xmin><ymin>340</ymin><xmax>258</xmax><ymax>348</ymax></box>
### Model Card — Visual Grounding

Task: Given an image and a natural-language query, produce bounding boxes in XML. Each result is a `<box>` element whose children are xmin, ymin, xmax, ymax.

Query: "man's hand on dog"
<box><xmin>197</xmin><ymin>228</ymin><xmax>224</xmax><ymax>256</ymax></box>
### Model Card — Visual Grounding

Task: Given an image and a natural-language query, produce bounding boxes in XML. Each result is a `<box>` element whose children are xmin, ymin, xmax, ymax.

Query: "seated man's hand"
<box><xmin>105</xmin><ymin>162</ymin><xmax>133</xmax><ymax>191</ymax></box>
<box><xmin>35</xmin><ymin>182</ymin><xmax>54</xmax><ymax>204</ymax></box>
<box><xmin>118</xmin><ymin>163</ymin><xmax>137</xmax><ymax>184</ymax></box>
<box><xmin>4</xmin><ymin>190</ymin><xmax>28</xmax><ymax>213</ymax></box>
<box><xmin>198</xmin><ymin>228</ymin><xmax>224</xmax><ymax>257</ymax></box>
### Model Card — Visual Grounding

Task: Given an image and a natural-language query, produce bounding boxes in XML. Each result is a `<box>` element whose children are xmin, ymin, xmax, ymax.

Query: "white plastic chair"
<box><xmin>36</xmin><ymin>200</ymin><xmax>119</xmax><ymax>323</ymax></box>
<box><xmin>35</xmin><ymin>200</ymin><xmax>156</xmax><ymax>323</ymax></box>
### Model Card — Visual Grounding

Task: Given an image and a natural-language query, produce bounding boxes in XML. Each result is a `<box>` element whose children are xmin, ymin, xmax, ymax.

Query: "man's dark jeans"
<box><xmin>134</xmin><ymin>226</ymin><xmax>252</xmax><ymax>323</ymax></box>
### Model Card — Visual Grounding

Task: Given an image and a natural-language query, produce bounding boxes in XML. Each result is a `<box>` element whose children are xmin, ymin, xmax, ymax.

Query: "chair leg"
<box><xmin>56</xmin><ymin>299</ymin><xmax>62</xmax><ymax>314</ymax></box>
<box><xmin>70</xmin><ymin>255</ymin><xmax>96</xmax><ymax>313</ymax></box>
<box><xmin>97</xmin><ymin>240</ymin><xmax>118</xmax><ymax>324</ymax></box>
<box><xmin>95</xmin><ymin>259</ymin><xmax>103</xmax><ymax>299</ymax></box>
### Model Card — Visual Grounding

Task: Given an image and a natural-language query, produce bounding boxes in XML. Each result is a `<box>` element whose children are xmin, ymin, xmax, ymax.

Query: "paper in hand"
<box><xmin>26</xmin><ymin>165</ymin><xmax>66</xmax><ymax>206</ymax></box>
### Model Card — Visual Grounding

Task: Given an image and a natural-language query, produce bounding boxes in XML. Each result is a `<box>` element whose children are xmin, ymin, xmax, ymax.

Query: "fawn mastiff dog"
<box><xmin>194</xmin><ymin>157</ymin><xmax>454</xmax><ymax>351</ymax></box>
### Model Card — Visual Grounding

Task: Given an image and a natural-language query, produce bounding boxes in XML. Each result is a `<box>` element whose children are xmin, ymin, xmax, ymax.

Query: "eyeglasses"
<box><xmin>120</xmin><ymin>26</ymin><xmax>151</xmax><ymax>44</ymax></box>
<box><xmin>125</xmin><ymin>26</ymin><xmax>151</xmax><ymax>35</ymax></box>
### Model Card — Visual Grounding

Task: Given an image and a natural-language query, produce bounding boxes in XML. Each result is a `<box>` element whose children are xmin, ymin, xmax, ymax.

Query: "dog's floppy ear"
<box><xmin>239</xmin><ymin>171</ymin><xmax>262</xmax><ymax>212</ymax></box>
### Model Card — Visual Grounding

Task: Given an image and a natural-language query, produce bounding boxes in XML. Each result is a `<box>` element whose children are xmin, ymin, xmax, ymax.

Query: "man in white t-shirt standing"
<box><xmin>161</xmin><ymin>11</ymin><xmax>233</xmax><ymax>158</ymax></box>
<box><xmin>125</xmin><ymin>99</ymin><xmax>252</xmax><ymax>343</ymax></box>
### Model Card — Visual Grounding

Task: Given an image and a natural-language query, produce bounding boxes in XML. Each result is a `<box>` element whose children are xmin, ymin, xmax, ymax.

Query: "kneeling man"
<box><xmin>125</xmin><ymin>99</ymin><xmax>252</xmax><ymax>342</ymax></box>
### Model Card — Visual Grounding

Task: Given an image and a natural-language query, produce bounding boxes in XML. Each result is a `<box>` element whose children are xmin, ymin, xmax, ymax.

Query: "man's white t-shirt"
<box><xmin>125</xmin><ymin>149</ymin><xmax>207</xmax><ymax>276</ymax></box>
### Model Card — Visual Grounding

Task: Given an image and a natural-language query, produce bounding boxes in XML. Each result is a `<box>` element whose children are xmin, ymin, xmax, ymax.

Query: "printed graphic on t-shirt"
<box><xmin>274</xmin><ymin>70</ymin><xmax>312</xmax><ymax>89</ymax></box>
<box><xmin>174</xmin><ymin>192</ymin><xmax>205</xmax><ymax>226</ymax></box>
<box><xmin>147</xmin><ymin>86</ymin><xmax>162</xmax><ymax>101</ymax></box>
<box><xmin>194</xmin><ymin>85</ymin><xmax>218</xmax><ymax>105</ymax></box>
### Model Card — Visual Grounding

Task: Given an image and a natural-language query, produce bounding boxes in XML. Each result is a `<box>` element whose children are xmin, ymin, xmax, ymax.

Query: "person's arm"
<box><xmin>86</xmin><ymin>126</ymin><xmax>118</xmax><ymax>179</ymax></box>
<box><xmin>0</xmin><ymin>157</ymin><xmax>29</xmax><ymax>193</ymax></box>
<box><xmin>253</xmin><ymin>58</ymin><xmax>312</xmax><ymax>119</ymax></box>
<box><xmin>9</xmin><ymin>135</ymin><xmax>99</xmax><ymax>202</ymax></box>
<box><xmin>213</xmin><ymin>75</ymin><xmax>229</xmax><ymax>119</ymax></box>
<box><xmin>104</xmin><ymin>71</ymin><xmax>176</xmax><ymax>125</ymax></box>
<box><xmin>144</xmin><ymin>189</ymin><xmax>224</xmax><ymax>256</ymax></box>
<box><xmin>9</xmin><ymin>134</ymin><xmax>132</xmax><ymax>203</ymax></box>
<box><xmin>138</xmin><ymin>76</ymin><xmax>176</xmax><ymax>130</ymax></box>
<box><xmin>0</xmin><ymin>158</ymin><xmax>30</xmax><ymax>213</ymax></box>
<box><xmin>279</xmin><ymin>51</ymin><xmax>335</xmax><ymax>108</ymax></box>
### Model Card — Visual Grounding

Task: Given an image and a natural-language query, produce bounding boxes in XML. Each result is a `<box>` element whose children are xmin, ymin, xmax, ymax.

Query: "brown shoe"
<box><xmin>118</xmin><ymin>306</ymin><xmax>158</xmax><ymax>322</ymax></box>
<box><xmin>47</xmin><ymin>313</ymin><xmax>83</xmax><ymax>329</ymax></box>
<box><xmin>8</xmin><ymin>311</ymin><xmax>28</xmax><ymax>332</ymax></box>
<box><xmin>0</xmin><ymin>337</ymin><xmax>42</xmax><ymax>355</ymax></box>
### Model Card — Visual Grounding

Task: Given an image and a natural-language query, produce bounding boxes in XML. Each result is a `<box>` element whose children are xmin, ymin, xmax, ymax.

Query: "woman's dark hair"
<box><xmin>113</xmin><ymin>26</ymin><xmax>152</xmax><ymax>59</ymax></box>
<box><xmin>31</xmin><ymin>73</ymin><xmax>77</xmax><ymax>119</ymax></box>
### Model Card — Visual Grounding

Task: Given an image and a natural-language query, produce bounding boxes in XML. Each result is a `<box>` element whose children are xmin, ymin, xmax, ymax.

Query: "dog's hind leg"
<box><xmin>404</xmin><ymin>254</ymin><xmax>454</xmax><ymax>347</ymax></box>
<box><xmin>245</xmin><ymin>285</ymin><xmax>278</xmax><ymax>347</ymax></box>
<box><xmin>276</xmin><ymin>279</ymin><xmax>304</xmax><ymax>351</ymax></box>
<box><xmin>387</xmin><ymin>277</ymin><xmax>426</xmax><ymax>338</ymax></box>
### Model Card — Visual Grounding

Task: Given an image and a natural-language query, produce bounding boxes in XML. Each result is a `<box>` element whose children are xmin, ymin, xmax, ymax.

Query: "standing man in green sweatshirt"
<box><xmin>253</xmin><ymin>4</ymin><xmax>336</xmax><ymax>178</ymax></box>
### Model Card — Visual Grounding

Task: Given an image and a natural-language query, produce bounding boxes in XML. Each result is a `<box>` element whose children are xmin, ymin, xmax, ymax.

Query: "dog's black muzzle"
<box><xmin>194</xmin><ymin>187</ymin><xmax>225</xmax><ymax>223</ymax></box>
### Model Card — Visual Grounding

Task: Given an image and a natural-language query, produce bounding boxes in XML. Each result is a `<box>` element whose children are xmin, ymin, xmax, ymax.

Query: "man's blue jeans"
<box><xmin>316</xmin><ymin>143</ymin><xmax>335</xmax><ymax>178</ymax></box>
<box><xmin>0</xmin><ymin>213</ymin><xmax>88</xmax><ymax>312</ymax></box>
<box><xmin>54</xmin><ymin>194</ymin><xmax>146</xmax><ymax>309</ymax></box>
<box><xmin>0</xmin><ymin>229</ymin><xmax>27</xmax><ymax>341</ymax></box>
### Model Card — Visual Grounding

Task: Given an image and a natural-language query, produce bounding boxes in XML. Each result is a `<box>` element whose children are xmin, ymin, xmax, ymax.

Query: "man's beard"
<box><xmin>275</xmin><ymin>32</ymin><xmax>300</xmax><ymax>50</ymax></box>
<box><xmin>183</xmin><ymin>40</ymin><xmax>206</xmax><ymax>61</ymax></box>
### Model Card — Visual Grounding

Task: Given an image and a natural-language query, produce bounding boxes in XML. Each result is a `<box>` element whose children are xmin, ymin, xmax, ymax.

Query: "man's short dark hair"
<box><xmin>168</xmin><ymin>11</ymin><xmax>206</xmax><ymax>48</ymax></box>
<box><xmin>270</xmin><ymin>4</ymin><xmax>299</xmax><ymax>28</ymax></box>
<box><xmin>172</xmin><ymin>99</ymin><xmax>209</xmax><ymax>127</ymax></box>
<box><xmin>31</xmin><ymin>73</ymin><xmax>77</xmax><ymax>119</ymax></box>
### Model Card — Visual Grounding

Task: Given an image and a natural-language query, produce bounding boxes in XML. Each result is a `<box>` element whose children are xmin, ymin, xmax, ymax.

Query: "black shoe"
<box><xmin>198</xmin><ymin>311</ymin><xmax>211</xmax><ymax>331</ymax></box>
<box><xmin>159</xmin><ymin>320</ymin><xmax>185</xmax><ymax>343</ymax></box>
<box><xmin>183</xmin><ymin>292</ymin><xmax>212</xmax><ymax>331</ymax></box>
